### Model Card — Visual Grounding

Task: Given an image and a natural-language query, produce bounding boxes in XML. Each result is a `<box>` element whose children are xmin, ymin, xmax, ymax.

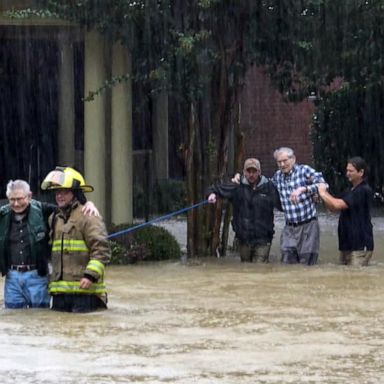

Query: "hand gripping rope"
<box><xmin>107</xmin><ymin>199</ymin><xmax>209</xmax><ymax>240</ymax></box>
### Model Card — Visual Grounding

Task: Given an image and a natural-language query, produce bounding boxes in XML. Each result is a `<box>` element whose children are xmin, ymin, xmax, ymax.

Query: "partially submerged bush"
<box><xmin>134</xmin><ymin>225</ymin><xmax>181</xmax><ymax>261</ymax></box>
<box><xmin>109</xmin><ymin>240</ymin><xmax>148</xmax><ymax>265</ymax></box>
<box><xmin>108</xmin><ymin>223</ymin><xmax>181</xmax><ymax>264</ymax></box>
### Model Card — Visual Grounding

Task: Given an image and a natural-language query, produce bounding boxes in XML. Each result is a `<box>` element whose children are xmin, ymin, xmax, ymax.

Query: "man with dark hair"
<box><xmin>317</xmin><ymin>156</ymin><xmax>373</xmax><ymax>266</ymax></box>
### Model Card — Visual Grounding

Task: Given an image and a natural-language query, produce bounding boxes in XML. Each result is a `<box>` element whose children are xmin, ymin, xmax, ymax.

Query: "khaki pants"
<box><xmin>239</xmin><ymin>243</ymin><xmax>271</xmax><ymax>263</ymax></box>
<box><xmin>339</xmin><ymin>250</ymin><xmax>373</xmax><ymax>266</ymax></box>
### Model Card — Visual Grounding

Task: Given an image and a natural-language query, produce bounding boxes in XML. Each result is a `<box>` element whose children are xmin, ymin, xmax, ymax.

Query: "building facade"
<box><xmin>0</xmin><ymin>1</ymin><xmax>315</xmax><ymax>222</ymax></box>
<box><xmin>0</xmin><ymin>1</ymin><xmax>133</xmax><ymax>225</ymax></box>
<box><xmin>240</xmin><ymin>66</ymin><xmax>315</xmax><ymax>177</ymax></box>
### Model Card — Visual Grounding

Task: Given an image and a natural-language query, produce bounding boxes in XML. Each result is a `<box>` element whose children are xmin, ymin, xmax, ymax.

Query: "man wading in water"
<box><xmin>207</xmin><ymin>158</ymin><xmax>282</xmax><ymax>263</ymax></box>
<box><xmin>41</xmin><ymin>167</ymin><xmax>111</xmax><ymax>313</ymax></box>
<box><xmin>317</xmin><ymin>156</ymin><xmax>374</xmax><ymax>266</ymax></box>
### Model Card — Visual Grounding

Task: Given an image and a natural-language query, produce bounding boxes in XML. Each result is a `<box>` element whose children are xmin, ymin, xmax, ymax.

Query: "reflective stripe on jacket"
<box><xmin>52</xmin><ymin>239</ymin><xmax>88</xmax><ymax>252</ymax></box>
<box><xmin>48</xmin><ymin>201</ymin><xmax>110</xmax><ymax>298</ymax></box>
<box><xmin>49</xmin><ymin>280</ymin><xmax>107</xmax><ymax>295</ymax></box>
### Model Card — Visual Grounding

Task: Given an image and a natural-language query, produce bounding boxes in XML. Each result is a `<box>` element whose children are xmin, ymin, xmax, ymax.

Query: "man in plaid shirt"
<box><xmin>272</xmin><ymin>147</ymin><xmax>325</xmax><ymax>265</ymax></box>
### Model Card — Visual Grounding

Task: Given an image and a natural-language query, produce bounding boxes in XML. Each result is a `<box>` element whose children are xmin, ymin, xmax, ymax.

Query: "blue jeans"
<box><xmin>4</xmin><ymin>270</ymin><xmax>50</xmax><ymax>309</ymax></box>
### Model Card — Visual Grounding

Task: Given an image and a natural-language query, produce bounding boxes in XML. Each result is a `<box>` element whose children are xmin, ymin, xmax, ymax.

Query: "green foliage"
<box><xmin>312</xmin><ymin>83</ymin><xmax>384</xmax><ymax>194</ymax></box>
<box><xmin>30</xmin><ymin>0</ymin><xmax>255</xmax><ymax>103</ymax></box>
<box><xmin>5</xmin><ymin>8</ymin><xmax>59</xmax><ymax>19</ymax></box>
<box><xmin>241</xmin><ymin>1</ymin><xmax>384</xmax><ymax>102</ymax></box>
<box><xmin>19</xmin><ymin>0</ymin><xmax>384</xmax><ymax>253</ymax></box>
<box><xmin>109</xmin><ymin>240</ymin><xmax>148</xmax><ymax>265</ymax></box>
<box><xmin>134</xmin><ymin>225</ymin><xmax>181</xmax><ymax>261</ymax></box>
<box><xmin>108</xmin><ymin>223</ymin><xmax>181</xmax><ymax>263</ymax></box>
<box><xmin>84</xmin><ymin>73</ymin><xmax>132</xmax><ymax>101</ymax></box>
<box><xmin>14</xmin><ymin>1</ymin><xmax>384</xmax><ymax>106</ymax></box>
<box><xmin>198</xmin><ymin>0</ymin><xmax>221</xmax><ymax>8</ymax></box>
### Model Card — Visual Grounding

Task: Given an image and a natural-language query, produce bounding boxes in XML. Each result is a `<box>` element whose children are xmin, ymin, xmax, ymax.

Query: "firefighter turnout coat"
<box><xmin>48</xmin><ymin>201</ymin><xmax>111</xmax><ymax>303</ymax></box>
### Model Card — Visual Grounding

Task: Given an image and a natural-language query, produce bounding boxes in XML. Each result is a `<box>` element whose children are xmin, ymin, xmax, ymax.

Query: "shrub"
<box><xmin>134</xmin><ymin>225</ymin><xmax>181</xmax><ymax>261</ymax></box>
<box><xmin>109</xmin><ymin>240</ymin><xmax>148</xmax><ymax>265</ymax></box>
<box><xmin>108</xmin><ymin>223</ymin><xmax>181</xmax><ymax>264</ymax></box>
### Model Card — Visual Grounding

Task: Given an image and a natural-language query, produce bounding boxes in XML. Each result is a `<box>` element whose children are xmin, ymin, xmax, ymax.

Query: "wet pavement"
<box><xmin>1</xmin><ymin>212</ymin><xmax>384</xmax><ymax>383</ymax></box>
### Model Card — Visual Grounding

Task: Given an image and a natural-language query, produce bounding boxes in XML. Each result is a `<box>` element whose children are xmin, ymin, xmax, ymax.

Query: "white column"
<box><xmin>84</xmin><ymin>30</ymin><xmax>107</xmax><ymax>214</ymax></box>
<box><xmin>111</xmin><ymin>42</ymin><xmax>133</xmax><ymax>225</ymax></box>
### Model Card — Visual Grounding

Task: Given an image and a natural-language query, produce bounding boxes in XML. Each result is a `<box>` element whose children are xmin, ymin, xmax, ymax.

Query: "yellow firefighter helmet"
<box><xmin>41</xmin><ymin>166</ymin><xmax>94</xmax><ymax>192</ymax></box>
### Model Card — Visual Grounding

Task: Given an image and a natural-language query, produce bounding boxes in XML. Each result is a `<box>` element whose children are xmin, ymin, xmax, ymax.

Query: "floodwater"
<box><xmin>1</xmin><ymin>212</ymin><xmax>384</xmax><ymax>384</ymax></box>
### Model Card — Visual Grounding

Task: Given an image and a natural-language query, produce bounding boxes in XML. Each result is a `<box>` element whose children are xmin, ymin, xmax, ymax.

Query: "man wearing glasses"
<box><xmin>0</xmin><ymin>179</ymin><xmax>98</xmax><ymax>308</ymax></box>
<box><xmin>272</xmin><ymin>147</ymin><xmax>325</xmax><ymax>265</ymax></box>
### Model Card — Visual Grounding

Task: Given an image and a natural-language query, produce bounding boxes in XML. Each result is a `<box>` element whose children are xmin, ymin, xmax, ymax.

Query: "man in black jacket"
<box><xmin>207</xmin><ymin>158</ymin><xmax>282</xmax><ymax>262</ymax></box>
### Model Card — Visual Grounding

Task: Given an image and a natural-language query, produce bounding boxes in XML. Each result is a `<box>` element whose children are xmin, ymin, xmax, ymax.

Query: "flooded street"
<box><xmin>1</xmin><ymin>213</ymin><xmax>384</xmax><ymax>383</ymax></box>
<box><xmin>2</xmin><ymin>2</ymin><xmax>384</xmax><ymax>383</ymax></box>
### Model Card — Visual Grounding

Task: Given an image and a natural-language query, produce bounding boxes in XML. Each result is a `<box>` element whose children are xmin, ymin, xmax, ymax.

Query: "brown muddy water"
<box><xmin>1</xmin><ymin>212</ymin><xmax>384</xmax><ymax>384</ymax></box>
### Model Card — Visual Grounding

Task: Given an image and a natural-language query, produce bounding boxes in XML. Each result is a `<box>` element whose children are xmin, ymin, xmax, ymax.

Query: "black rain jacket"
<box><xmin>207</xmin><ymin>175</ymin><xmax>282</xmax><ymax>246</ymax></box>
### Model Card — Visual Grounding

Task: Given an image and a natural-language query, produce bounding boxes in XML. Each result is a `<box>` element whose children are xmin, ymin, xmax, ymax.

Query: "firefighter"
<box><xmin>41</xmin><ymin>166</ymin><xmax>111</xmax><ymax>312</ymax></box>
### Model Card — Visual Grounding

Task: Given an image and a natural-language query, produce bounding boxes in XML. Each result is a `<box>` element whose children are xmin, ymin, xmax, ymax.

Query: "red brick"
<box><xmin>240</xmin><ymin>66</ymin><xmax>315</xmax><ymax>177</ymax></box>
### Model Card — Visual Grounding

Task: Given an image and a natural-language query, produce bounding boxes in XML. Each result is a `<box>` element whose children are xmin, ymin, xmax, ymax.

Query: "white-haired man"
<box><xmin>272</xmin><ymin>147</ymin><xmax>325</xmax><ymax>265</ymax></box>
<box><xmin>0</xmin><ymin>179</ymin><xmax>99</xmax><ymax>308</ymax></box>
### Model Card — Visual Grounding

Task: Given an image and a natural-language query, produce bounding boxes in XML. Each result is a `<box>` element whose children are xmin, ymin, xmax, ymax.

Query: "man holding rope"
<box><xmin>207</xmin><ymin>158</ymin><xmax>282</xmax><ymax>263</ymax></box>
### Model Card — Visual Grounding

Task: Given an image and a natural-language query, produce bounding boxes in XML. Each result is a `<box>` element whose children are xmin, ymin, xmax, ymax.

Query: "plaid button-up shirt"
<box><xmin>272</xmin><ymin>164</ymin><xmax>325</xmax><ymax>223</ymax></box>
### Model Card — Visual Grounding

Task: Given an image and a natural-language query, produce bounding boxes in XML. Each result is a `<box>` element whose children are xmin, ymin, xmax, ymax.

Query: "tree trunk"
<box><xmin>186</xmin><ymin>101</ymin><xmax>198</xmax><ymax>258</ymax></box>
<box><xmin>219</xmin><ymin>99</ymin><xmax>243</xmax><ymax>256</ymax></box>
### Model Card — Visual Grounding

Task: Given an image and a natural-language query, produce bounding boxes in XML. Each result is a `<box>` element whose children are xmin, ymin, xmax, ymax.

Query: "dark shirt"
<box><xmin>207</xmin><ymin>175</ymin><xmax>282</xmax><ymax>245</ymax></box>
<box><xmin>8</xmin><ymin>213</ymin><xmax>32</xmax><ymax>266</ymax></box>
<box><xmin>6</xmin><ymin>202</ymin><xmax>56</xmax><ymax>267</ymax></box>
<box><xmin>338</xmin><ymin>180</ymin><xmax>374</xmax><ymax>251</ymax></box>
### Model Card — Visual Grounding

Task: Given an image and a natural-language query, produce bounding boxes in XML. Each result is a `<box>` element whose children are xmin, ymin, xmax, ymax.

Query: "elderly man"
<box><xmin>272</xmin><ymin>147</ymin><xmax>325</xmax><ymax>265</ymax></box>
<box><xmin>207</xmin><ymin>158</ymin><xmax>281</xmax><ymax>263</ymax></box>
<box><xmin>0</xmin><ymin>179</ymin><xmax>99</xmax><ymax>309</ymax></box>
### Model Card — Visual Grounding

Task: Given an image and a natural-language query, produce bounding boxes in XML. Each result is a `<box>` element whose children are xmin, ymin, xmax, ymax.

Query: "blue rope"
<box><xmin>107</xmin><ymin>199</ymin><xmax>209</xmax><ymax>239</ymax></box>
